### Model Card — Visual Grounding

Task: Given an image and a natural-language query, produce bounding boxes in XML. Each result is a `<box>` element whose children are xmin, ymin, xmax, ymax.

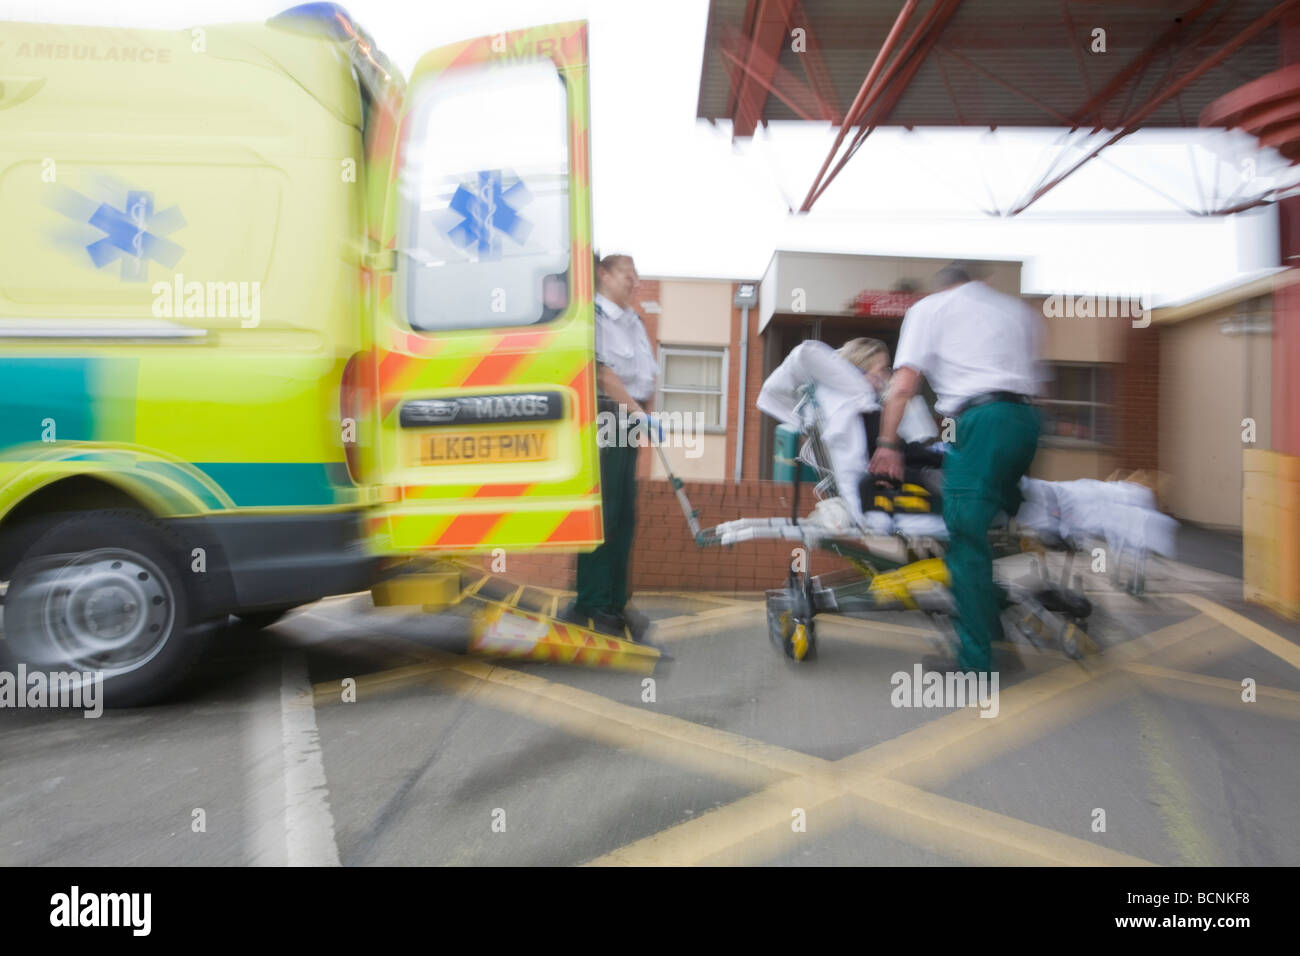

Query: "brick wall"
<box><xmin>475</xmin><ymin>472</ymin><xmax>851</xmax><ymax>593</ymax></box>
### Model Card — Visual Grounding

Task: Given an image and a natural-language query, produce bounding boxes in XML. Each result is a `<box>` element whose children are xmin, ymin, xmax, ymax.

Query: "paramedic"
<box><xmin>839</xmin><ymin>337</ymin><xmax>941</xmax><ymax>456</ymax></box>
<box><xmin>564</xmin><ymin>254</ymin><xmax>657</xmax><ymax>639</ymax></box>
<box><xmin>867</xmin><ymin>265</ymin><xmax>1044</xmax><ymax>673</ymax></box>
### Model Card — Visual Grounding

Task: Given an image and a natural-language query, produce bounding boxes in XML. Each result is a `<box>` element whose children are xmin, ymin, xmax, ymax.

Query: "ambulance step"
<box><xmin>468</xmin><ymin>604</ymin><xmax>661</xmax><ymax>674</ymax></box>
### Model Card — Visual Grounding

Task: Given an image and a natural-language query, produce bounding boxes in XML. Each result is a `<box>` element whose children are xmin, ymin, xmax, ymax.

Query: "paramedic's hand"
<box><xmin>630</xmin><ymin>410</ymin><xmax>663</xmax><ymax>442</ymax></box>
<box><xmin>646</xmin><ymin>414</ymin><xmax>665</xmax><ymax>442</ymax></box>
<box><xmin>868</xmin><ymin>446</ymin><xmax>904</xmax><ymax>482</ymax></box>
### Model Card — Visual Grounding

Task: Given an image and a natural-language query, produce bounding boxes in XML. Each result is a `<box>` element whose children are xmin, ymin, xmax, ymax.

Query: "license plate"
<box><xmin>420</xmin><ymin>430</ymin><xmax>550</xmax><ymax>465</ymax></box>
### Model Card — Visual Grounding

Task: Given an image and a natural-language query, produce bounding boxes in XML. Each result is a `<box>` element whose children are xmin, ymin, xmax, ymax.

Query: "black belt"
<box><xmin>953</xmin><ymin>390</ymin><xmax>1033</xmax><ymax>418</ymax></box>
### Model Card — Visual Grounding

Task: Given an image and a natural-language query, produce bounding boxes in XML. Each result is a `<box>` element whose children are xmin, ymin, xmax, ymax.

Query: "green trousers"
<box><xmin>575</xmin><ymin>443</ymin><xmax>639</xmax><ymax>615</ymax></box>
<box><xmin>941</xmin><ymin>402</ymin><xmax>1041</xmax><ymax>672</ymax></box>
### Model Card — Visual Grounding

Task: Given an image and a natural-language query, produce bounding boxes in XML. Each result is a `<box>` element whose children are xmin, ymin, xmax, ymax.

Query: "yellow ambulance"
<box><xmin>0</xmin><ymin>5</ymin><xmax>602</xmax><ymax>703</ymax></box>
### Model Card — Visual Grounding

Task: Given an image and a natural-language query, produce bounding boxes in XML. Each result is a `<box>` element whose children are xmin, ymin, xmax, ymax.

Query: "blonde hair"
<box><xmin>838</xmin><ymin>337</ymin><xmax>889</xmax><ymax>374</ymax></box>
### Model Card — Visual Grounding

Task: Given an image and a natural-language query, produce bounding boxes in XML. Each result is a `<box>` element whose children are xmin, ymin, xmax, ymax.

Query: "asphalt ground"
<box><xmin>2</xmin><ymin>552</ymin><xmax>1298</xmax><ymax>867</ymax></box>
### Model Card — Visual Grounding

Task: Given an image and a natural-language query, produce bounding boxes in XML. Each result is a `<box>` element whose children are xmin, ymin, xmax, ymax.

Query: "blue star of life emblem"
<box><xmin>84</xmin><ymin>190</ymin><xmax>186</xmax><ymax>282</ymax></box>
<box><xmin>445</xmin><ymin>170</ymin><xmax>533</xmax><ymax>260</ymax></box>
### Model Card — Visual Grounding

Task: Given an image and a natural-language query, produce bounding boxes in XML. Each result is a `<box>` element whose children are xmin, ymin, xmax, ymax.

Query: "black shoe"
<box><xmin>558</xmin><ymin>602</ymin><xmax>616</xmax><ymax>634</ymax></box>
<box><xmin>588</xmin><ymin>608</ymin><xmax>627</xmax><ymax>637</ymax></box>
<box><xmin>557</xmin><ymin>601</ymin><xmax>586</xmax><ymax>625</ymax></box>
<box><xmin>618</xmin><ymin>605</ymin><xmax>652</xmax><ymax>642</ymax></box>
<box><xmin>616</xmin><ymin>614</ymin><xmax>669</xmax><ymax>657</ymax></box>
<box><xmin>559</xmin><ymin>603</ymin><xmax>625</xmax><ymax>638</ymax></box>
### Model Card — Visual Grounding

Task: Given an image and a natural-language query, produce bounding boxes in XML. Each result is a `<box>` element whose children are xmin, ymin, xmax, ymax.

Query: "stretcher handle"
<box><xmin>650</xmin><ymin>437</ymin><xmax>704</xmax><ymax>542</ymax></box>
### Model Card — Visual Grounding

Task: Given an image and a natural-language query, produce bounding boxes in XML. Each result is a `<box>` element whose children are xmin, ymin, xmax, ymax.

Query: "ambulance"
<box><xmin>0</xmin><ymin>5</ymin><xmax>603</xmax><ymax>703</ymax></box>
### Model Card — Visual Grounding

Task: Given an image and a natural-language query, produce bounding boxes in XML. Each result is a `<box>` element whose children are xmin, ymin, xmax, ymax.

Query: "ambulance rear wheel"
<box><xmin>2</xmin><ymin>511</ymin><xmax>212</xmax><ymax>707</ymax></box>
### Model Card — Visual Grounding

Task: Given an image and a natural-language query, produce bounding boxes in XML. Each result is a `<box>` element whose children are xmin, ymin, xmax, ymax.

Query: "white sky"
<box><xmin>6</xmin><ymin>0</ymin><xmax>1291</xmax><ymax>302</ymax></box>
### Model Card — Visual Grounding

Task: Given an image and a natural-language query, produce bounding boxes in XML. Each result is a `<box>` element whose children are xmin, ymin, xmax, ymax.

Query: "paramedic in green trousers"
<box><xmin>868</xmin><ymin>265</ymin><xmax>1045</xmax><ymax>673</ymax></box>
<box><xmin>565</xmin><ymin>253</ymin><xmax>657</xmax><ymax>639</ymax></box>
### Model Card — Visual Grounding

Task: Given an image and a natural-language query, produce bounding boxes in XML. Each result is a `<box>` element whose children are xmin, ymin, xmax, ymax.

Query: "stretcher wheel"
<box><xmin>1013</xmin><ymin>610</ymin><xmax>1047</xmax><ymax>650</ymax></box>
<box><xmin>766</xmin><ymin>592</ymin><xmax>816</xmax><ymax>662</ymax></box>
<box><xmin>769</xmin><ymin>608</ymin><xmax>816</xmax><ymax>661</ymax></box>
<box><xmin>1060</xmin><ymin>619</ymin><xmax>1086</xmax><ymax>660</ymax></box>
<box><xmin>765</xmin><ymin>564</ymin><xmax>818</xmax><ymax>662</ymax></box>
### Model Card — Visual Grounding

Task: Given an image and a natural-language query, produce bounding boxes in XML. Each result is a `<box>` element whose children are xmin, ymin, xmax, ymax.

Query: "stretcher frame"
<box><xmin>656</xmin><ymin>383</ymin><xmax>1096</xmax><ymax>663</ymax></box>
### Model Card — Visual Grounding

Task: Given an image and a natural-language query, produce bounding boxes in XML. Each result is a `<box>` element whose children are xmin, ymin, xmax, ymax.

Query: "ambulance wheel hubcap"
<box><xmin>41</xmin><ymin>550</ymin><xmax>174</xmax><ymax>670</ymax></box>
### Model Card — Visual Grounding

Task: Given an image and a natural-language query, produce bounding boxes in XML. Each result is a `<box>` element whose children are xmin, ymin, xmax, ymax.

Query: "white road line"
<box><xmin>244</xmin><ymin>659</ymin><xmax>288</xmax><ymax>866</ymax></box>
<box><xmin>280</xmin><ymin>650</ymin><xmax>341</xmax><ymax>867</ymax></box>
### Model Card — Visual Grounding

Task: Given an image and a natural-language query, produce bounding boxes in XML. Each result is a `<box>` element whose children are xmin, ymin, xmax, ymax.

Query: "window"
<box><xmin>397</xmin><ymin>60</ymin><xmax>570</xmax><ymax>331</ymax></box>
<box><xmin>658</xmin><ymin>346</ymin><xmax>727</xmax><ymax>429</ymax></box>
<box><xmin>1040</xmin><ymin>362</ymin><xmax>1114</xmax><ymax>446</ymax></box>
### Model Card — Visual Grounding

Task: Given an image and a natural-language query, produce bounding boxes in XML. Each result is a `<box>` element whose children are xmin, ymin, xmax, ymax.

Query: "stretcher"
<box><xmin>654</xmin><ymin>372</ymin><xmax>1175</xmax><ymax>664</ymax></box>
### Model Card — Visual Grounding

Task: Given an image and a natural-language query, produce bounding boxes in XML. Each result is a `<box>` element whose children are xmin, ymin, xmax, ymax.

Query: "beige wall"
<box><xmin>650</xmin><ymin>434</ymin><xmax>727</xmax><ymax>481</ymax></box>
<box><xmin>759</xmin><ymin>251</ymin><xmax>1022</xmax><ymax>331</ymax></box>
<box><xmin>1158</xmin><ymin>299</ymin><xmax>1272</xmax><ymax>528</ymax></box>
<box><xmin>1031</xmin><ymin>447</ymin><xmax>1117</xmax><ymax>481</ymax></box>
<box><xmin>657</xmin><ymin>279</ymin><xmax>733</xmax><ymax>346</ymax></box>
<box><xmin>654</xmin><ymin>278</ymin><xmax>732</xmax><ymax>481</ymax></box>
<box><xmin>1031</xmin><ymin>296</ymin><xmax>1125</xmax><ymax>364</ymax></box>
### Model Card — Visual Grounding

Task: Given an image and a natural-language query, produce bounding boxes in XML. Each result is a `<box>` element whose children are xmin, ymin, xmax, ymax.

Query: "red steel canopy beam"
<box><xmin>719</xmin><ymin>23</ymin><xmax>832</xmax><ymax>123</ymax></box>
<box><xmin>782</xmin><ymin>0</ymin><xmax>842</xmax><ymax>123</ymax></box>
<box><xmin>730</xmin><ymin>0</ymin><xmax>792</xmax><ymax>137</ymax></box>
<box><xmin>806</xmin><ymin>0</ymin><xmax>965</xmax><ymax>210</ymax></box>
<box><xmin>1011</xmin><ymin>0</ymin><xmax>1300</xmax><ymax>215</ymax></box>
<box><xmin>1067</xmin><ymin>0</ymin><xmax>1218</xmax><ymax>129</ymax></box>
<box><xmin>937</xmin><ymin>45</ymin><xmax>1077</xmax><ymax>126</ymax></box>
<box><xmin>798</xmin><ymin>0</ymin><xmax>921</xmax><ymax>212</ymax></box>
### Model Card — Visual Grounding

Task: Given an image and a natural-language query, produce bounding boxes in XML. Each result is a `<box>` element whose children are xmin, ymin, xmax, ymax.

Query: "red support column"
<box><xmin>1276</xmin><ymin>196</ymin><xmax>1300</xmax><ymax>458</ymax></box>
<box><xmin>1275</xmin><ymin>6</ymin><xmax>1300</xmax><ymax>459</ymax></box>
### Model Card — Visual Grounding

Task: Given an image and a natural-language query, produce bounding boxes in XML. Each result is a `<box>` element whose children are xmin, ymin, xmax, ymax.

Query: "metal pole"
<box><xmin>734</xmin><ymin>304</ymin><xmax>750</xmax><ymax>483</ymax></box>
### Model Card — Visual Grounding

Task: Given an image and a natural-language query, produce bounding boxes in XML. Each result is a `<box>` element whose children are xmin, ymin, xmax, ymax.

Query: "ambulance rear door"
<box><xmin>366</xmin><ymin>22</ymin><xmax>601</xmax><ymax>556</ymax></box>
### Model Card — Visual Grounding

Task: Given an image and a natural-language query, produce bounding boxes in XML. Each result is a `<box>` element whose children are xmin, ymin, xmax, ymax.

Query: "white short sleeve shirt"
<box><xmin>594</xmin><ymin>292</ymin><xmax>657</xmax><ymax>404</ymax></box>
<box><xmin>893</xmin><ymin>281</ymin><xmax>1047</xmax><ymax>416</ymax></box>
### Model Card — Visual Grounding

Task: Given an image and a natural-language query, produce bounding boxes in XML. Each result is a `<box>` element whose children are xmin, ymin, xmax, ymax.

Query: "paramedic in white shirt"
<box><xmin>564</xmin><ymin>253</ymin><xmax>657</xmax><ymax>640</ymax></box>
<box><xmin>868</xmin><ymin>265</ymin><xmax>1045</xmax><ymax>674</ymax></box>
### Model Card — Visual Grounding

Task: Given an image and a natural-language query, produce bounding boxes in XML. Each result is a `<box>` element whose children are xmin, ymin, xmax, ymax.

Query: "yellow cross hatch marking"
<box><xmin>297</xmin><ymin>596</ymin><xmax>1295</xmax><ymax>866</ymax></box>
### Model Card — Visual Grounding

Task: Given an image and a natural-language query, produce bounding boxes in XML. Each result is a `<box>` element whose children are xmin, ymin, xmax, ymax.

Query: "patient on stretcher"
<box><xmin>754</xmin><ymin>339</ymin><xmax>1178</xmax><ymax>560</ymax></box>
<box><xmin>836</xmin><ymin>337</ymin><xmax>947</xmax><ymax>507</ymax></box>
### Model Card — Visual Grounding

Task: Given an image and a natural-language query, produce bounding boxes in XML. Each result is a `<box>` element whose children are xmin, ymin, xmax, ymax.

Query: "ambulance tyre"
<box><xmin>2</xmin><ymin>510</ymin><xmax>213</xmax><ymax>708</ymax></box>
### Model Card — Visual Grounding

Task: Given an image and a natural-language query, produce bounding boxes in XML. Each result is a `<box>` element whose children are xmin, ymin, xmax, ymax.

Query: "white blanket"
<box><xmin>757</xmin><ymin>341</ymin><xmax>878</xmax><ymax>522</ymax></box>
<box><xmin>1026</xmin><ymin>477</ymin><xmax>1178</xmax><ymax>558</ymax></box>
<box><xmin>828</xmin><ymin>484</ymin><xmax>1177</xmax><ymax>559</ymax></box>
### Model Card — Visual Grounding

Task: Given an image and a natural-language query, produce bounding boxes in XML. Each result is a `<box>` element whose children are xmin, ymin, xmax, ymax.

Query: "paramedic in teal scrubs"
<box><xmin>868</xmin><ymin>265</ymin><xmax>1046</xmax><ymax>674</ymax></box>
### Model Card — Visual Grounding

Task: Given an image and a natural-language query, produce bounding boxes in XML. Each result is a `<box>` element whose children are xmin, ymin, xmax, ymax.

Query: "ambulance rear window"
<box><xmin>397</xmin><ymin>60</ymin><xmax>571</xmax><ymax>331</ymax></box>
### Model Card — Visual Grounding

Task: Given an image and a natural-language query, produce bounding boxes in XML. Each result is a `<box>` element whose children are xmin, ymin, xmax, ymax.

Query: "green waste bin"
<box><xmin>773</xmin><ymin>424</ymin><xmax>820</xmax><ymax>483</ymax></box>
